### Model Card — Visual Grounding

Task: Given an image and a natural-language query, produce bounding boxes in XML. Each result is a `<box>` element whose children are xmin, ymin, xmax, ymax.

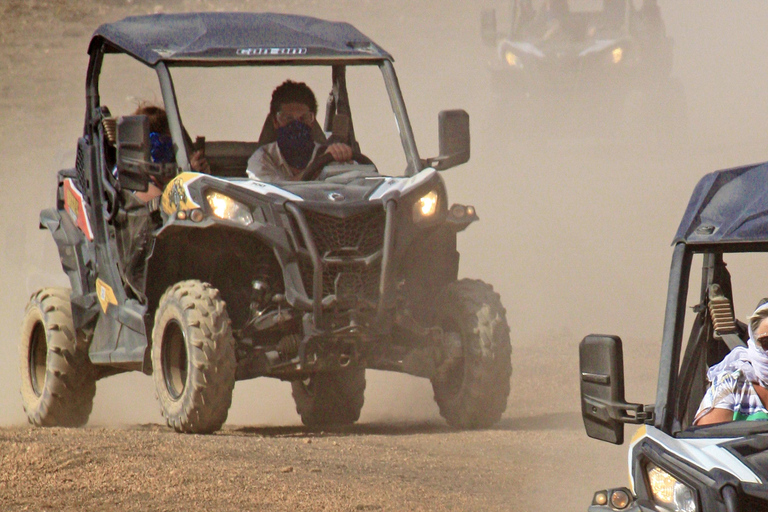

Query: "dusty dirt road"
<box><xmin>1</xmin><ymin>0</ymin><xmax>768</xmax><ymax>511</ymax></box>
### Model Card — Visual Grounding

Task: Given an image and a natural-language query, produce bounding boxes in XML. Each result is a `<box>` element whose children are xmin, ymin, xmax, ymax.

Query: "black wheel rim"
<box><xmin>29</xmin><ymin>322</ymin><xmax>47</xmax><ymax>397</ymax></box>
<box><xmin>162</xmin><ymin>320</ymin><xmax>188</xmax><ymax>400</ymax></box>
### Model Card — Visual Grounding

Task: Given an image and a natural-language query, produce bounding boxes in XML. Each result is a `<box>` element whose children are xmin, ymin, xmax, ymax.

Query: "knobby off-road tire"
<box><xmin>431</xmin><ymin>279</ymin><xmax>512</xmax><ymax>429</ymax></box>
<box><xmin>152</xmin><ymin>280</ymin><xmax>236</xmax><ymax>434</ymax></box>
<box><xmin>291</xmin><ymin>368</ymin><xmax>366</xmax><ymax>427</ymax></box>
<box><xmin>19</xmin><ymin>287</ymin><xmax>97</xmax><ymax>427</ymax></box>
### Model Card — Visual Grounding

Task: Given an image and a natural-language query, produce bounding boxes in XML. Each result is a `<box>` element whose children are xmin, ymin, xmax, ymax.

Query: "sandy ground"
<box><xmin>1</xmin><ymin>0</ymin><xmax>768</xmax><ymax>510</ymax></box>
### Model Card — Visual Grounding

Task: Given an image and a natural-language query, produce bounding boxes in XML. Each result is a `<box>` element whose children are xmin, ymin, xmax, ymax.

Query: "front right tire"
<box><xmin>431</xmin><ymin>279</ymin><xmax>512</xmax><ymax>429</ymax></box>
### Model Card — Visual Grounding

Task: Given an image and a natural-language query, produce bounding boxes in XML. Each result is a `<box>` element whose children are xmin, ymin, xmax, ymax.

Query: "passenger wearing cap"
<box><xmin>694</xmin><ymin>300</ymin><xmax>768</xmax><ymax>425</ymax></box>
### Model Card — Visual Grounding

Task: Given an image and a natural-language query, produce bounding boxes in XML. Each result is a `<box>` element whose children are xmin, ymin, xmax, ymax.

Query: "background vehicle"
<box><xmin>579</xmin><ymin>162</ymin><xmax>768</xmax><ymax>511</ymax></box>
<box><xmin>481</xmin><ymin>0</ymin><xmax>685</xmax><ymax>140</ymax></box>
<box><xmin>19</xmin><ymin>13</ymin><xmax>512</xmax><ymax>434</ymax></box>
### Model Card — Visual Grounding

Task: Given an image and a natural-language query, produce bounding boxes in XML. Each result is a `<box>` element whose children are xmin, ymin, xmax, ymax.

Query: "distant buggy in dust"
<box><xmin>481</xmin><ymin>0</ymin><xmax>685</xmax><ymax>137</ymax></box>
<box><xmin>19</xmin><ymin>13</ymin><xmax>512</xmax><ymax>433</ymax></box>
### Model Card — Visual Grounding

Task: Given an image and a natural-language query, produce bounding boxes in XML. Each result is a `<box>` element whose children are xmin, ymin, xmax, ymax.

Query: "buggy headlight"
<box><xmin>206</xmin><ymin>191</ymin><xmax>253</xmax><ymax>225</ymax></box>
<box><xmin>413</xmin><ymin>190</ymin><xmax>439</xmax><ymax>222</ymax></box>
<box><xmin>612</xmin><ymin>47</ymin><xmax>624</xmax><ymax>64</ymax></box>
<box><xmin>647</xmin><ymin>464</ymin><xmax>697</xmax><ymax>512</ymax></box>
<box><xmin>504</xmin><ymin>50</ymin><xmax>522</xmax><ymax>68</ymax></box>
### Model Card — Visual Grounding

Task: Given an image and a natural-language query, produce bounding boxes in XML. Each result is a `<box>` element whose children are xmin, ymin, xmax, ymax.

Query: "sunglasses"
<box><xmin>276</xmin><ymin>111</ymin><xmax>315</xmax><ymax>126</ymax></box>
<box><xmin>756</xmin><ymin>335</ymin><xmax>768</xmax><ymax>351</ymax></box>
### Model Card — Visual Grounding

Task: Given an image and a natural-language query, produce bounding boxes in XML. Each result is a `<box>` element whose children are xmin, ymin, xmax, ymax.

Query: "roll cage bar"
<box><xmin>84</xmin><ymin>39</ymin><xmax>424</xmax><ymax>190</ymax></box>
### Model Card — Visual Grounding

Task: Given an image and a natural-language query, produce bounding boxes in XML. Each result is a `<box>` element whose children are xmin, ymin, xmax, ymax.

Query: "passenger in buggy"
<box><xmin>125</xmin><ymin>103</ymin><xmax>209</xmax><ymax>203</ymax></box>
<box><xmin>695</xmin><ymin>300</ymin><xmax>768</xmax><ymax>425</ymax></box>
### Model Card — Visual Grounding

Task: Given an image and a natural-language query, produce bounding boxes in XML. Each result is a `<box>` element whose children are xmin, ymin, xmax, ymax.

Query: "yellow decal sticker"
<box><xmin>161</xmin><ymin>172</ymin><xmax>203</xmax><ymax>215</ymax></box>
<box><xmin>96</xmin><ymin>278</ymin><xmax>118</xmax><ymax>313</ymax></box>
<box><xmin>629</xmin><ymin>424</ymin><xmax>646</xmax><ymax>445</ymax></box>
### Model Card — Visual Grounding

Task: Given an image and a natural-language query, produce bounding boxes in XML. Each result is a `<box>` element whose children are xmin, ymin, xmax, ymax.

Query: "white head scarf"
<box><xmin>707</xmin><ymin>302</ymin><xmax>768</xmax><ymax>386</ymax></box>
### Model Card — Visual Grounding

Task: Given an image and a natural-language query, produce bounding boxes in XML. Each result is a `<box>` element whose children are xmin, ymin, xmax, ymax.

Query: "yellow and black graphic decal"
<box><xmin>96</xmin><ymin>278</ymin><xmax>118</xmax><ymax>313</ymax></box>
<box><xmin>63</xmin><ymin>178</ymin><xmax>94</xmax><ymax>240</ymax></box>
<box><xmin>161</xmin><ymin>172</ymin><xmax>203</xmax><ymax>215</ymax></box>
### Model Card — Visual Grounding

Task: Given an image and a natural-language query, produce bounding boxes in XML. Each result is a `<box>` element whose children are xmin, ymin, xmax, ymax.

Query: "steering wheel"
<box><xmin>298</xmin><ymin>150</ymin><xmax>375</xmax><ymax>182</ymax></box>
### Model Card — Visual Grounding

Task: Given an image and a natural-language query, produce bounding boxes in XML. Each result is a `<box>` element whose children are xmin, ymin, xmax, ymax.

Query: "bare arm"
<box><xmin>694</xmin><ymin>408</ymin><xmax>733</xmax><ymax>426</ymax></box>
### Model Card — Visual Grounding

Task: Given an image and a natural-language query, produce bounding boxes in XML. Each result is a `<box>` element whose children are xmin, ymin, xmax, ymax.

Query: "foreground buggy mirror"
<box><xmin>481</xmin><ymin>9</ymin><xmax>498</xmax><ymax>47</ymax></box>
<box><xmin>116</xmin><ymin>115</ymin><xmax>176</xmax><ymax>191</ymax></box>
<box><xmin>426</xmin><ymin>109</ymin><xmax>470</xmax><ymax>171</ymax></box>
<box><xmin>580</xmin><ymin>335</ymin><xmax>652</xmax><ymax>445</ymax></box>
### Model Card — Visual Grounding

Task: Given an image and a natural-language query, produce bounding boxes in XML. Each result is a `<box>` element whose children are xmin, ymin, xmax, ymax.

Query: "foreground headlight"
<box><xmin>206</xmin><ymin>191</ymin><xmax>253</xmax><ymax>225</ymax></box>
<box><xmin>413</xmin><ymin>190</ymin><xmax>439</xmax><ymax>222</ymax></box>
<box><xmin>647</xmin><ymin>464</ymin><xmax>697</xmax><ymax>512</ymax></box>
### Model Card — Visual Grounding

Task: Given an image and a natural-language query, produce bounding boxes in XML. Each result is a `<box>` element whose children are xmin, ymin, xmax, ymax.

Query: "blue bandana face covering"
<box><xmin>276</xmin><ymin>120</ymin><xmax>314</xmax><ymax>169</ymax></box>
<box><xmin>149</xmin><ymin>132</ymin><xmax>174</xmax><ymax>164</ymax></box>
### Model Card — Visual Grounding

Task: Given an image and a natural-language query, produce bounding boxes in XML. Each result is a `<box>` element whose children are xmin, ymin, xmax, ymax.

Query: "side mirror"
<box><xmin>425</xmin><ymin>109</ymin><xmax>470</xmax><ymax>171</ymax></box>
<box><xmin>580</xmin><ymin>334</ymin><xmax>650</xmax><ymax>445</ymax></box>
<box><xmin>116</xmin><ymin>115</ymin><xmax>176</xmax><ymax>191</ymax></box>
<box><xmin>481</xmin><ymin>9</ymin><xmax>498</xmax><ymax>47</ymax></box>
<box><xmin>116</xmin><ymin>115</ymin><xmax>152</xmax><ymax>192</ymax></box>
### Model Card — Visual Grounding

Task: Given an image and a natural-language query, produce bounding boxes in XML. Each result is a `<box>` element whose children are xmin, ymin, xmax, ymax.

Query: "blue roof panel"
<box><xmin>674</xmin><ymin>161</ymin><xmax>768</xmax><ymax>244</ymax></box>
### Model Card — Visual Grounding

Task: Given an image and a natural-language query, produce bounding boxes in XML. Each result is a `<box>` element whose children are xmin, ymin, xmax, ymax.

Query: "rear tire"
<box><xmin>291</xmin><ymin>368</ymin><xmax>366</xmax><ymax>427</ymax></box>
<box><xmin>152</xmin><ymin>280</ymin><xmax>236</xmax><ymax>434</ymax></box>
<box><xmin>19</xmin><ymin>287</ymin><xmax>96</xmax><ymax>427</ymax></box>
<box><xmin>431</xmin><ymin>279</ymin><xmax>512</xmax><ymax>429</ymax></box>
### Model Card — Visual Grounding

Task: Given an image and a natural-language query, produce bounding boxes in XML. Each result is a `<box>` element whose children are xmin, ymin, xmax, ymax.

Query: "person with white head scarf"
<box><xmin>694</xmin><ymin>300</ymin><xmax>768</xmax><ymax>425</ymax></box>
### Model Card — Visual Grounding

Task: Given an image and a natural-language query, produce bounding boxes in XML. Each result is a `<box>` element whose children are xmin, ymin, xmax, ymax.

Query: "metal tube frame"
<box><xmin>655</xmin><ymin>242</ymin><xmax>692</xmax><ymax>433</ymax></box>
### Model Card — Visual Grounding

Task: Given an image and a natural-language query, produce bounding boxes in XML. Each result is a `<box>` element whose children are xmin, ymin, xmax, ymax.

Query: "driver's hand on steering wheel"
<box><xmin>324</xmin><ymin>143</ymin><xmax>353</xmax><ymax>162</ymax></box>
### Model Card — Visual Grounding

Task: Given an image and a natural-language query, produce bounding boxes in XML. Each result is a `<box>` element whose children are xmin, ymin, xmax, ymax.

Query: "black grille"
<box><xmin>741</xmin><ymin>494</ymin><xmax>768</xmax><ymax>512</ymax></box>
<box><xmin>299</xmin><ymin>261</ymin><xmax>381</xmax><ymax>300</ymax></box>
<box><xmin>303</xmin><ymin>209</ymin><xmax>385</xmax><ymax>258</ymax></box>
<box><xmin>297</xmin><ymin>208</ymin><xmax>385</xmax><ymax>300</ymax></box>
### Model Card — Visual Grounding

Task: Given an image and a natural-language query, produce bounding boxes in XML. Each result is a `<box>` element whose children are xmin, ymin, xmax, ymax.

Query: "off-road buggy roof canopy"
<box><xmin>89</xmin><ymin>12</ymin><xmax>392</xmax><ymax>65</ymax></box>
<box><xmin>674</xmin><ymin>161</ymin><xmax>768</xmax><ymax>244</ymax></box>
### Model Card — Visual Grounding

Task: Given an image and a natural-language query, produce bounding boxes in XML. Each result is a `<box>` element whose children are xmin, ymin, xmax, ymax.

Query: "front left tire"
<box><xmin>152</xmin><ymin>280</ymin><xmax>236</xmax><ymax>434</ymax></box>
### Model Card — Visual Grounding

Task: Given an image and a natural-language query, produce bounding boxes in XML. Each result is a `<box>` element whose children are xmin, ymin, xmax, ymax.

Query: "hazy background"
<box><xmin>1</xmin><ymin>0</ymin><xmax>768</xmax><ymax>507</ymax></box>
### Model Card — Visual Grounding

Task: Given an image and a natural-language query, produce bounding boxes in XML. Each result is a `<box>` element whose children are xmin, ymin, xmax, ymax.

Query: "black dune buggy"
<box><xmin>20</xmin><ymin>13</ymin><xmax>512</xmax><ymax>434</ymax></box>
<box><xmin>481</xmin><ymin>0</ymin><xmax>685</xmax><ymax>138</ymax></box>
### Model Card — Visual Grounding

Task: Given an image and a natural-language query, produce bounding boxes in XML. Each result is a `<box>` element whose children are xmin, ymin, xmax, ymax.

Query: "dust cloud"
<box><xmin>1</xmin><ymin>0</ymin><xmax>768</xmax><ymax>504</ymax></box>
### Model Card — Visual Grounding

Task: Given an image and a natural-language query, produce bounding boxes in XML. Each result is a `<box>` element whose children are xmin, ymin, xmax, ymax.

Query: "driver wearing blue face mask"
<box><xmin>246</xmin><ymin>80</ymin><xmax>353</xmax><ymax>182</ymax></box>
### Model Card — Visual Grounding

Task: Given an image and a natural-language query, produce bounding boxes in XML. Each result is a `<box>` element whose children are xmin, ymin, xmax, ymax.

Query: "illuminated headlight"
<box><xmin>647</xmin><ymin>464</ymin><xmax>697</xmax><ymax>512</ymax></box>
<box><xmin>413</xmin><ymin>190</ymin><xmax>439</xmax><ymax>222</ymax></box>
<box><xmin>206</xmin><ymin>191</ymin><xmax>253</xmax><ymax>225</ymax></box>
<box><xmin>505</xmin><ymin>50</ymin><xmax>522</xmax><ymax>68</ymax></box>
<box><xmin>612</xmin><ymin>47</ymin><xmax>624</xmax><ymax>64</ymax></box>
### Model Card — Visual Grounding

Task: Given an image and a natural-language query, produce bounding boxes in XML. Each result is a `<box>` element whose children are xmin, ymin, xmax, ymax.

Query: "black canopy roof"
<box><xmin>674</xmin><ymin>160</ymin><xmax>768</xmax><ymax>245</ymax></box>
<box><xmin>90</xmin><ymin>12</ymin><xmax>392</xmax><ymax>65</ymax></box>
